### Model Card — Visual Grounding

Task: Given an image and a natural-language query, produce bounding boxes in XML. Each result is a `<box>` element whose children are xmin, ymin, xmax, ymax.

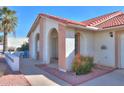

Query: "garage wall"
<box><xmin>94</xmin><ymin>31</ymin><xmax>115</xmax><ymax>67</ymax></box>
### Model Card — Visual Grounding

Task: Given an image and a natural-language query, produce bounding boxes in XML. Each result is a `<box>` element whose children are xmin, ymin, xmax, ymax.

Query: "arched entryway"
<box><xmin>35</xmin><ymin>33</ymin><xmax>40</xmax><ymax>60</ymax></box>
<box><xmin>80</xmin><ymin>33</ymin><xmax>86</xmax><ymax>55</ymax></box>
<box><xmin>49</xmin><ymin>28</ymin><xmax>58</xmax><ymax>67</ymax></box>
<box><xmin>75</xmin><ymin>32</ymin><xmax>86</xmax><ymax>56</ymax></box>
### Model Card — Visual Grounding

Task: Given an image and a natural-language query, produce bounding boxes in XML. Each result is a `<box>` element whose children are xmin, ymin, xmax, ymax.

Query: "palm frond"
<box><xmin>0</xmin><ymin>7</ymin><xmax>18</xmax><ymax>34</ymax></box>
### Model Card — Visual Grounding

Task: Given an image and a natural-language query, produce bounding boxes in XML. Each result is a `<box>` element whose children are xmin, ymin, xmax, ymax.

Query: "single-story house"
<box><xmin>27</xmin><ymin>11</ymin><xmax>124</xmax><ymax>72</ymax></box>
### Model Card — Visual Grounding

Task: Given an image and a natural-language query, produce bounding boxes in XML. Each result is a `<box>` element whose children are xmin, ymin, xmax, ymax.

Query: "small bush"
<box><xmin>16</xmin><ymin>42</ymin><xmax>29</xmax><ymax>51</ymax></box>
<box><xmin>8</xmin><ymin>47</ymin><xmax>15</xmax><ymax>52</ymax></box>
<box><xmin>72</xmin><ymin>55</ymin><xmax>93</xmax><ymax>75</ymax></box>
<box><xmin>72</xmin><ymin>55</ymin><xmax>80</xmax><ymax>72</ymax></box>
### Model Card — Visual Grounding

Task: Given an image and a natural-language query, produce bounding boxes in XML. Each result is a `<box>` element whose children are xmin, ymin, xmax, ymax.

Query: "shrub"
<box><xmin>8</xmin><ymin>47</ymin><xmax>15</xmax><ymax>52</ymax></box>
<box><xmin>72</xmin><ymin>54</ymin><xmax>80</xmax><ymax>72</ymax></box>
<box><xmin>16</xmin><ymin>42</ymin><xmax>29</xmax><ymax>51</ymax></box>
<box><xmin>72</xmin><ymin>55</ymin><xmax>93</xmax><ymax>75</ymax></box>
<box><xmin>72</xmin><ymin>58</ymin><xmax>79</xmax><ymax>72</ymax></box>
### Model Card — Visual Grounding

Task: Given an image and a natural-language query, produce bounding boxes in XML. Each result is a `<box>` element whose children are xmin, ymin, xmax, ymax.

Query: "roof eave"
<box><xmin>67</xmin><ymin>24</ymin><xmax>99</xmax><ymax>31</ymax></box>
<box><xmin>86</xmin><ymin>26</ymin><xmax>99</xmax><ymax>30</ymax></box>
<box><xmin>98</xmin><ymin>25</ymin><xmax>124</xmax><ymax>31</ymax></box>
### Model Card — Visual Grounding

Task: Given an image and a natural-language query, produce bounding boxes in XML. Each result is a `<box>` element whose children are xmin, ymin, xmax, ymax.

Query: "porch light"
<box><xmin>109</xmin><ymin>32</ymin><xmax>113</xmax><ymax>37</ymax></box>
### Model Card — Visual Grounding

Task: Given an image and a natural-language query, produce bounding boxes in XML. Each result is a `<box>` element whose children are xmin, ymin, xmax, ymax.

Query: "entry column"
<box><xmin>58</xmin><ymin>24</ymin><xmax>66</xmax><ymax>72</ymax></box>
<box><xmin>39</xmin><ymin>17</ymin><xmax>44</xmax><ymax>61</ymax></box>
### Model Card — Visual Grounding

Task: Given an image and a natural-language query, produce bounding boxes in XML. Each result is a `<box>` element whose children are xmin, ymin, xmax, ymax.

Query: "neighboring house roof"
<box><xmin>82</xmin><ymin>11</ymin><xmax>124</xmax><ymax>29</ymax></box>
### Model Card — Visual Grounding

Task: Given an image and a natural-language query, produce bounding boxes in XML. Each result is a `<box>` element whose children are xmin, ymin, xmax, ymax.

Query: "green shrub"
<box><xmin>72</xmin><ymin>55</ymin><xmax>94</xmax><ymax>75</ymax></box>
<box><xmin>16</xmin><ymin>42</ymin><xmax>29</xmax><ymax>51</ymax></box>
<box><xmin>72</xmin><ymin>56</ymin><xmax>79</xmax><ymax>72</ymax></box>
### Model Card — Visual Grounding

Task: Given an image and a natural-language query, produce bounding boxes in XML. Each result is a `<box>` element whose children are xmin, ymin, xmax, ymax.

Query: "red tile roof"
<box><xmin>40</xmin><ymin>13</ymin><xmax>86</xmax><ymax>27</ymax></box>
<box><xmin>96</xmin><ymin>14</ymin><xmax>124</xmax><ymax>28</ymax></box>
<box><xmin>81</xmin><ymin>11</ymin><xmax>124</xmax><ymax>29</ymax></box>
<box><xmin>41</xmin><ymin>11</ymin><xmax>124</xmax><ymax>29</ymax></box>
<box><xmin>28</xmin><ymin>11</ymin><xmax>124</xmax><ymax>37</ymax></box>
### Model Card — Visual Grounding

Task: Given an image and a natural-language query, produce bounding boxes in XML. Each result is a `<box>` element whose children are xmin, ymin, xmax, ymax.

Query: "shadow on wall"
<box><xmin>66</xmin><ymin>50</ymin><xmax>75</xmax><ymax>71</ymax></box>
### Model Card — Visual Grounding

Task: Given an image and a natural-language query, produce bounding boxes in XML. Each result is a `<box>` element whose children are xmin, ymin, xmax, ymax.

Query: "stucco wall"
<box><xmin>120</xmin><ymin>33</ymin><xmax>124</xmax><ymax>68</ymax></box>
<box><xmin>29</xmin><ymin>17</ymin><xmax>59</xmax><ymax>63</ymax></box>
<box><xmin>29</xmin><ymin>16</ymin><xmax>116</xmax><ymax>71</ymax></box>
<box><xmin>65</xmin><ymin>29</ymin><xmax>116</xmax><ymax>69</ymax></box>
<box><xmin>65</xmin><ymin>28</ymin><xmax>75</xmax><ymax>71</ymax></box>
<box><xmin>65</xmin><ymin>29</ymin><xmax>94</xmax><ymax>71</ymax></box>
<box><xmin>29</xmin><ymin>33</ymin><xmax>33</xmax><ymax>58</ymax></box>
<box><xmin>31</xmin><ymin>23</ymin><xmax>40</xmax><ymax>59</ymax></box>
<box><xmin>80</xmin><ymin>31</ymin><xmax>94</xmax><ymax>56</ymax></box>
<box><xmin>43</xmin><ymin>18</ymin><xmax>59</xmax><ymax>64</ymax></box>
<box><xmin>94</xmin><ymin>31</ymin><xmax>115</xmax><ymax>67</ymax></box>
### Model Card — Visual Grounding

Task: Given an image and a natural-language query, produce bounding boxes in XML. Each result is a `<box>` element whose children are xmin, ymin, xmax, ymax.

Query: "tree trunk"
<box><xmin>3</xmin><ymin>31</ymin><xmax>8</xmax><ymax>53</ymax></box>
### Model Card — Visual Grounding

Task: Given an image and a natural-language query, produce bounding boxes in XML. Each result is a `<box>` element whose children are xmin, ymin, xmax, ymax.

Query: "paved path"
<box><xmin>20</xmin><ymin>59</ymin><xmax>70</xmax><ymax>86</ymax></box>
<box><xmin>80</xmin><ymin>69</ymin><xmax>124</xmax><ymax>86</ymax></box>
<box><xmin>20</xmin><ymin>59</ymin><xmax>124</xmax><ymax>86</ymax></box>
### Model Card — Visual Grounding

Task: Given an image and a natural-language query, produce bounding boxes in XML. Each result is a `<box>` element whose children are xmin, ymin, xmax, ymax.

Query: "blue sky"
<box><xmin>7</xmin><ymin>6</ymin><xmax>124</xmax><ymax>37</ymax></box>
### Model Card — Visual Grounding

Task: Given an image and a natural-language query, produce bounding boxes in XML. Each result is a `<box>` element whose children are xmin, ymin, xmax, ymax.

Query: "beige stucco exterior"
<box><xmin>28</xmin><ymin>15</ymin><xmax>124</xmax><ymax>72</ymax></box>
<box><xmin>93</xmin><ymin>31</ymin><xmax>115</xmax><ymax>67</ymax></box>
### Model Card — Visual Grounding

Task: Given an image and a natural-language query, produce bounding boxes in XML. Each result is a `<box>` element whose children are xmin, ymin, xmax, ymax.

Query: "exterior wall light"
<box><xmin>109</xmin><ymin>32</ymin><xmax>113</xmax><ymax>37</ymax></box>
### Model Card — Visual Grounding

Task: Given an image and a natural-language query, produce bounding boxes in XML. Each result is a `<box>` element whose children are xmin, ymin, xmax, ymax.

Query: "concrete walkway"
<box><xmin>80</xmin><ymin>69</ymin><xmax>124</xmax><ymax>86</ymax></box>
<box><xmin>24</xmin><ymin>75</ymin><xmax>59</xmax><ymax>86</ymax></box>
<box><xmin>20</xmin><ymin>58</ymin><xmax>124</xmax><ymax>86</ymax></box>
<box><xmin>20</xmin><ymin>58</ymin><xmax>70</xmax><ymax>86</ymax></box>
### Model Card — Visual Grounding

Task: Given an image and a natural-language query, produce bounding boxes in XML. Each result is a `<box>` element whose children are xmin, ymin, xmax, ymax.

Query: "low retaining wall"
<box><xmin>5</xmin><ymin>53</ymin><xmax>19</xmax><ymax>71</ymax></box>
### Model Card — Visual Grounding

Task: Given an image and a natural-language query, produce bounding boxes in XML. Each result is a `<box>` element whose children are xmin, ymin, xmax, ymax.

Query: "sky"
<box><xmin>6</xmin><ymin>6</ymin><xmax>124</xmax><ymax>37</ymax></box>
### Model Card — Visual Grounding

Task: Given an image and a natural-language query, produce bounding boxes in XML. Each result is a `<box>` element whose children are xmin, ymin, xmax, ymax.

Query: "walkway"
<box><xmin>20</xmin><ymin>58</ymin><xmax>70</xmax><ymax>86</ymax></box>
<box><xmin>80</xmin><ymin>69</ymin><xmax>124</xmax><ymax>86</ymax></box>
<box><xmin>20</xmin><ymin>58</ymin><xmax>124</xmax><ymax>86</ymax></box>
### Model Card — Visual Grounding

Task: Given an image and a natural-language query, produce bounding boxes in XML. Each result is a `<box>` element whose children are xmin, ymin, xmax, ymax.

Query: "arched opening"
<box><xmin>75</xmin><ymin>32</ymin><xmax>86</xmax><ymax>56</ymax></box>
<box><xmin>75</xmin><ymin>33</ymin><xmax>80</xmax><ymax>55</ymax></box>
<box><xmin>49</xmin><ymin>28</ymin><xmax>58</xmax><ymax>67</ymax></box>
<box><xmin>35</xmin><ymin>33</ymin><xmax>40</xmax><ymax>60</ymax></box>
<box><xmin>80</xmin><ymin>33</ymin><xmax>86</xmax><ymax>56</ymax></box>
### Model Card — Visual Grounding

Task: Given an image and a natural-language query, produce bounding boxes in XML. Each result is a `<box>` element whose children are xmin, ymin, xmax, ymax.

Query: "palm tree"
<box><xmin>0</xmin><ymin>7</ymin><xmax>17</xmax><ymax>53</ymax></box>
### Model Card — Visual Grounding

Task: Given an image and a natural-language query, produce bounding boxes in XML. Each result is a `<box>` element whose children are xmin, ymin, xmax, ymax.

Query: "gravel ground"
<box><xmin>0</xmin><ymin>56</ymin><xmax>30</xmax><ymax>86</ymax></box>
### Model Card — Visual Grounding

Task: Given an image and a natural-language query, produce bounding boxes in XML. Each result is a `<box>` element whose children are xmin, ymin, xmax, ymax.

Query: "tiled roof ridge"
<box><xmin>82</xmin><ymin>11</ymin><xmax>124</xmax><ymax>26</ymax></box>
<box><xmin>96</xmin><ymin>13</ymin><xmax>124</xmax><ymax>29</ymax></box>
<box><xmin>95</xmin><ymin>13</ymin><xmax>124</xmax><ymax>28</ymax></box>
